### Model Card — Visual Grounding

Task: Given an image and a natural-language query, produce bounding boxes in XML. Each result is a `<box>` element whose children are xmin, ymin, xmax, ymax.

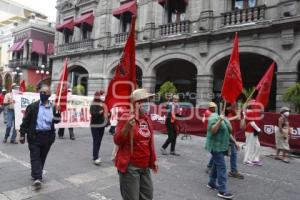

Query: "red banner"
<box><xmin>146</xmin><ymin>106</ymin><xmax>300</xmax><ymax>152</ymax></box>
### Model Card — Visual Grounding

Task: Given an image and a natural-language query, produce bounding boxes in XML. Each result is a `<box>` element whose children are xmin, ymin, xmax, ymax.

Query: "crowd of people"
<box><xmin>0</xmin><ymin>85</ymin><xmax>293</xmax><ymax>199</ymax></box>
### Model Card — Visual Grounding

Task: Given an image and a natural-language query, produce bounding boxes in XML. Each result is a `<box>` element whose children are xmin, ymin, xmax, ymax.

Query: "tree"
<box><xmin>26</xmin><ymin>84</ymin><xmax>36</xmax><ymax>92</ymax></box>
<box><xmin>158</xmin><ymin>81</ymin><xmax>177</xmax><ymax>102</ymax></box>
<box><xmin>283</xmin><ymin>83</ymin><xmax>300</xmax><ymax>113</ymax></box>
<box><xmin>72</xmin><ymin>85</ymin><xmax>85</xmax><ymax>95</ymax></box>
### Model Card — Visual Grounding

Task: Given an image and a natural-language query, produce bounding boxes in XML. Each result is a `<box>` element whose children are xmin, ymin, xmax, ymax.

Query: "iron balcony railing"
<box><xmin>159</xmin><ymin>20</ymin><xmax>190</xmax><ymax>37</ymax></box>
<box><xmin>58</xmin><ymin>39</ymin><xmax>93</xmax><ymax>52</ymax></box>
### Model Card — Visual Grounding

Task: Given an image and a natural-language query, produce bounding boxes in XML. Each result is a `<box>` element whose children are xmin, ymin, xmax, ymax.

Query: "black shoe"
<box><xmin>217</xmin><ymin>192</ymin><xmax>234</xmax><ymax>199</ymax></box>
<box><xmin>170</xmin><ymin>151</ymin><xmax>180</xmax><ymax>156</ymax></box>
<box><xmin>207</xmin><ymin>184</ymin><xmax>217</xmax><ymax>190</ymax></box>
<box><xmin>3</xmin><ymin>138</ymin><xmax>7</xmax><ymax>143</ymax></box>
<box><xmin>10</xmin><ymin>141</ymin><xmax>18</xmax><ymax>144</ymax></box>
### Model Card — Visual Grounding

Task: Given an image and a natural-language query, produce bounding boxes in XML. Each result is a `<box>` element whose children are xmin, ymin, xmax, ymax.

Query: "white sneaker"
<box><xmin>94</xmin><ymin>158</ymin><xmax>102</xmax><ymax>165</ymax></box>
<box><xmin>32</xmin><ymin>179</ymin><xmax>42</xmax><ymax>190</ymax></box>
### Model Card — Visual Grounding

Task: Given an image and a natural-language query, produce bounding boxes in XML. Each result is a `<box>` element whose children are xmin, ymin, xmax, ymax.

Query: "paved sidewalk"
<box><xmin>0</xmin><ymin>123</ymin><xmax>300</xmax><ymax>200</ymax></box>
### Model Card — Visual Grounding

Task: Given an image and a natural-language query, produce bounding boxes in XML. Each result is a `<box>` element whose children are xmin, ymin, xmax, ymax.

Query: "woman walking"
<box><xmin>90</xmin><ymin>91</ymin><xmax>107</xmax><ymax>165</ymax></box>
<box><xmin>275</xmin><ymin>107</ymin><xmax>291</xmax><ymax>163</ymax></box>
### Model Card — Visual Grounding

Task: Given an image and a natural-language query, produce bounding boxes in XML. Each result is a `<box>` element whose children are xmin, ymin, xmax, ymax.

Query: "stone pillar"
<box><xmin>87</xmin><ymin>78</ymin><xmax>103</xmax><ymax>96</ymax></box>
<box><xmin>196</xmin><ymin>74</ymin><xmax>214</xmax><ymax>108</ymax></box>
<box><xmin>143</xmin><ymin>0</ymin><xmax>155</xmax><ymax>40</ymax></box>
<box><xmin>38</xmin><ymin>54</ymin><xmax>42</xmax><ymax>66</ymax></box>
<box><xmin>199</xmin><ymin>0</ymin><xmax>213</xmax><ymax>31</ymax></box>
<box><xmin>142</xmin><ymin>76</ymin><xmax>156</xmax><ymax>93</ymax></box>
<box><xmin>74</xmin><ymin>26</ymin><xmax>81</xmax><ymax>41</ymax></box>
<box><xmin>276</xmin><ymin>71</ymin><xmax>298</xmax><ymax>111</ymax></box>
<box><xmin>28</xmin><ymin>41</ymin><xmax>32</xmax><ymax>61</ymax></box>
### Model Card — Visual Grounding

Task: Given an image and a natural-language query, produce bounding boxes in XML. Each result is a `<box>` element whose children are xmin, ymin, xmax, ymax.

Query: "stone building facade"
<box><xmin>52</xmin><ymin>0</ymin><xmax>300</xmax><ymax>110</ymax></box>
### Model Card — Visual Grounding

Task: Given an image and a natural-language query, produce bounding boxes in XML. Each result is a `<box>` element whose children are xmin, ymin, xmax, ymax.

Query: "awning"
<box><xmin>15</xmin><ymin>39</ymin><xmax>28</xmax><ymax>51</ymax></box>
<box><xmin>47</xmin><ymin>43</ymin><xmax>54</xmax><ymax>55</ymax></box>
<box><xmin>113</xmin><ymin>1</ymin><xmax>137</xmax><ymax>18</ymax></box>
<box><xmin>74</xmin><ymin>12</ymin><xmax>94</xmax><ymax>27</ymax></box>
<box><xmin>8</xmin><ymin>41</ymin><xmax>21</xmax><ymax>52</ymax></box>
<box><xmin>158</xmin><ymin>0</ymin><xmax>189</xmax><ymax>5</ymax></box>
<box><xmin>31</xmin><ymin>39</ymin><xmax>46</xmax><ymax>55</ymax></box>
<box><xmin>56</xmin><ymin>18</ymin><xmax>74</xmax><ymax>32</ymax></box>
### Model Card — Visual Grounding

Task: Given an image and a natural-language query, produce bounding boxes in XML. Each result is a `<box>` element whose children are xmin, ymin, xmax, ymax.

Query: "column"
<box><xmin>276</xmin><ymin>71</ymin><xmax>298</xmax><ymax>112</ymax></box>
<box><xmin>38</xmin><ymin>54</ymin><xmax>42</xmax><ymax>66</ymax></box>
<box><xmin>199</xmin><ymin>0</ymin><xmax>213</xmax><ymax>31</ymax></box>
<box><xmin>196</xmin><ymin>74</ymin><xmax>214</xmax><ymax>108</ymax></box>
<box><xmin>143</xmin><ymin>0</ymin><xmax>155</xmax><ymax>40</ymax></box>
<box><xmin>142</xmin><ymin>76</ymin><xmax>156</xmax><ymax>93</ymax></box>
<box><xmin>87</xmin><ymin>78</ymin><xmax>104</xmax><ymax>96</ymax></box>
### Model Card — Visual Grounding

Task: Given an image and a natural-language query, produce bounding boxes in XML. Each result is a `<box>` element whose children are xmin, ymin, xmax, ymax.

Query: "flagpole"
<box><xmin>242</xmin><ymin>88</ymin><xmax>256</xmax><ymax>110</ymax></box>
<box><xmin>57</xmin><ymin>58</ymin><xmax>68</xmax><ymax>110</ymax></box>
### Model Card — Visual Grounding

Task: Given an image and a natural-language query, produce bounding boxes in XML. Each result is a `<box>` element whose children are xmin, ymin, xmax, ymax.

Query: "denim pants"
<box><xmin>4</xmin><ymin>109</ymin><xmax>16</xmax><ymax>141</ymax></box>
<box><xmin>208</xmin><ymin>151</ymin><xmax>228</xmax><ymax>193</ymax></box>
<box><xmin>229</xmin><ymin>142</ymin><xmax>238</xmax><ymax>172</ymax></box>
<box><xmin>91</xmin><ymin>127</ymin><xmax>105</xmax><ymax>160</ymax></box>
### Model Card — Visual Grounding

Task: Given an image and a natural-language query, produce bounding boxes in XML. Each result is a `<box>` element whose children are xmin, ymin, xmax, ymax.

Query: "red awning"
<box><xmin>8</xmin><ymin>41</ymin><xmax>21</xmax><ymax>52</ymax></box>
<box><xmin>15</xmin><ymin>39</ymin><xmax>28</xmax><ymax>51</ymax></box>
<box><xmin>158</xmin><ymin>0</ymin><xmax>188</xmax><ymax>13</ymax></box>
<box><xmin>47</xmin><ymin>43</ymin><xmax>54</xmax><ymax>55</ymax></box>
<box><xmin>74</xmin><ymin>12</ymin><xmax>94</xmax><ymax>27</ymax></box>
<box><xmin>113</xmin><ymin>1</ymin><xmax>137</xmax><ymax>18</ymax></box>
<box><xmin>31</xmin><ymin>39</ymin><xmax>46</xmax><ymax>55</ymax></box>
<box><xmin>56</xmin><ymin>19</ymin><xmax>74</xmax><ymax>32</ymax></box>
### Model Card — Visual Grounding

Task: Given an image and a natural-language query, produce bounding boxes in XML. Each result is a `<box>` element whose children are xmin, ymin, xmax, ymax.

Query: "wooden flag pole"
<box><xmin>57</xmin><ymin>58</ymin><xmax>68</xmax><ymax>109</ymax></box>
<box><xmin>243</xmin><ymin>88</ymin><xmax>256</xmax><ymax>109</ymax></box>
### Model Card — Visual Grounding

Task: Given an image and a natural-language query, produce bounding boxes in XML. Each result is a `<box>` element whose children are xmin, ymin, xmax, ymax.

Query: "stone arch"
<box><xmin>148</xmin><ymin>52</ymin><xmax>203</xmax><ymax>76</ymax></box>
<box><xmin>106</xmin><ymin>58</ymin><xmax>146</xmax><ymax>75</ymax></box>
<box><xmin>288</xmin><ymin>49</ymin><xmax>300</xmax><ymax>73</ymax></box>
<box><xmin>68</xmin><ymin>65</ymin><xmax>89</xmax><ymax>96</ymax></box>
<box><xmin>205</xmin><ymin>46</ymin><xmax>285</xmax><ymax>74</ymax></box>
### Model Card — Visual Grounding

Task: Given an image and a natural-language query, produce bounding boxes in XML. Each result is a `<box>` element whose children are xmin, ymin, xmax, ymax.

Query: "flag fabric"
<box><xmin>221</xmin><ymin>32</ymin><xmax>243</xmax><ymax>104</ymax></box>
<box><xmin>19</xmin><ymin>80</ymin><xmax>26</xmax><ymax>92</ymax></box>
<box><xmin>55</xmin><ymin>58</ymin><xmax>68</xmax><ymax>112</ymax></box>
<box><xmin>255</xmin><ymin>62</ymin><xmax>275</xmax><ymax>107</ymax></box>
<box><xmin>105</xmin><ymin>15</ymin><xmax>137</xmax><ymax>111</ymax></box>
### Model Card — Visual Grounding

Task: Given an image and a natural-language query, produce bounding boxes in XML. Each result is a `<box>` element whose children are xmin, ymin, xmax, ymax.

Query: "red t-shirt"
<box><xmin>0</xmin><ymin>94</ymin><xmax>4</xmax><ymax>105</ymax></box>
<box><xmin>114</xmin><ymin>112</ymin><xmax>157</xmax><ymax>172</ymax></box>
<box><xmin>245</xmin><ymin>109</ymin><xmax>260</xmax><ymax>133</ymax></box>
<box><xmin>226</xmin><ymin>110</ymin><xmax>239</xmax><ymax>136</ymax></box>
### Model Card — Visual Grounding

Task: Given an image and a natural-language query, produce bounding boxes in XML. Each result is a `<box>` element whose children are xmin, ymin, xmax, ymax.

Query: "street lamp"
<box><xmin>36</xmin><ymin>64</ymin><xmax>50</xmax><ymax>84</ymax></box>
<box><xmin>12</xmin><ymin>66</ymin><xmax>23</xmax><ymax>84</ymax></box>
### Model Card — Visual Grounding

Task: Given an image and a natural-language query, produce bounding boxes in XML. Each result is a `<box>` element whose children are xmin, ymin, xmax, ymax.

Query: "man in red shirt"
<box><xmin>114</xmin><ymin>88</ymin><xmax>158</xmax><ymax>200</ymax></box>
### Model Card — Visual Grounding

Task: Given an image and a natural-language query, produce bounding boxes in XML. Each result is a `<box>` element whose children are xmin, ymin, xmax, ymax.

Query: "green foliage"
<box><xmin>158</xmin><ymin>81</ymin><xmax>177</xmax><ymax>102</ymax></box>
<box><xmin>241</xmin><ymin>87</ymin><xmax>255</xmax><ymax>103</ymax></box>
<box><xmin>283</xmin><ymin>83</ymin><xmax>300</xmax><ymax>113</ymax></box>
<box><xmin>72</xmin><ymin>85</ymin><xmax>85</xmax><ymax>95</ymax></box>
<box><xmin>26</xmin><ymin>84</ymin><xmax>36</xmax><ymax>92</ymax></box>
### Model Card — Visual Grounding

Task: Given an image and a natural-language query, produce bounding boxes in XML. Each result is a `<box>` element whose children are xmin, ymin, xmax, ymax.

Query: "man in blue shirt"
<box><xmin>20</xmin><ymin>85</ymin><xmax>61</xmax><ymax>190</ymax></box>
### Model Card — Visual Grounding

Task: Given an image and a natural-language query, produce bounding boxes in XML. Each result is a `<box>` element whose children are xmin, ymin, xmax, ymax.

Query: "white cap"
<box><xmin>131</xmin><ymin>88</ymin><xmax>154</xmax><ymax>102</ymax></box>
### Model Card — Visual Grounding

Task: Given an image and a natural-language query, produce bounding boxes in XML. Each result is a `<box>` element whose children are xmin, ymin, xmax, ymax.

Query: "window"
<box><xmin>119</xmin><ymin>13</ymin><xmax>132</xmax><ymax>33</ymax></box>
<box><xmin>233</xmin><ymin>0</ymin><xmax>256</xmax><ymax>9</ymax></box>
<box><xmin>162</xmin><ymin>0</ymin><xmax>187</xmax><ymax>24</ymax></box>
<box><xmin>64</xmin><ymin>30</ymin><xmax>73</xmax><ymax>43</ymax></box>
<box><xmin>81</xmin><ymin>25</ymin><xmax>92</xmax><ymax>40</ymax></box>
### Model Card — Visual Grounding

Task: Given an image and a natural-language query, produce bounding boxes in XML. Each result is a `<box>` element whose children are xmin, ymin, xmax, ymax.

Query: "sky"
<box><xmin>13</xmin><ymin>0</ymin><xmax>57</xmax><ymax>22</ymax></box>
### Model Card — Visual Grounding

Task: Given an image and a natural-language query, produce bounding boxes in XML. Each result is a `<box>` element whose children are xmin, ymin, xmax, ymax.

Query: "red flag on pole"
<box><xmin>105</xmin><ymin>15</ymin><xmax>137</xmax><ymax>111</ymax></box>
<box><xmin>255</xmin><ymin>62</ymin><xmax>275</xmax><ymax>107</ymax></box>
<box><xmin>221</xmin><ymin>32</ymin><xmax>243</xmax><ymax>104</ymax></box>
<box><xmin>19</xmin><ymin>80</ymin><xmax>26</xmax><ymax>92</ymax></box>
<box><xmin>55</xmin><ymin>58</ymin><xmax>68</xmax><ymax>112</ymax></box>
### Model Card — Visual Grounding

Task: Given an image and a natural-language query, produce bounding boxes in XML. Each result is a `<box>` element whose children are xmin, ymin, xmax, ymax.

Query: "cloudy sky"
<box><xmin>13</xmin><ymin>0</ymin><xmax>57</xmax><ymax>22</ymax></box>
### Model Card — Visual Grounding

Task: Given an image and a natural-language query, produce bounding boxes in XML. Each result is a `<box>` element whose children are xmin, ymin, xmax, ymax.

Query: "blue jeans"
<box><xmin>4</xmin><ymin>109</ymin><xmax>16</xmax><ymax>142</ymax></box>
<box><xmin>91</xmin><ymin>127</ymin><xmax>105</xmax><ymax>160</ymax></box>
<box><xmin>229</xmin><ymin>142</ymin><xmax>238</xmax><ymax>172</ymax></box>
<box><xmin>208</xmin><ymin>151</ymin><xmax>228</xmax><ymax>193</ymax></box>
<box><xmin>207</xmin><ymin>142</ymin><xmax>238</xmax><ymax>173</ymax></box>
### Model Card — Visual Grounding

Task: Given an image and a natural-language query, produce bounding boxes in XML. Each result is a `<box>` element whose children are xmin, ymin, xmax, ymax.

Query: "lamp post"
<box><xmin>12</xmin><ymin>66</ymin><xmax>23</xmax><ymax>84</ymax></box>
<box><xmin>36</xmin><ymin>64</ymin><xmax>50</xmax><ymax>84</ymax></box>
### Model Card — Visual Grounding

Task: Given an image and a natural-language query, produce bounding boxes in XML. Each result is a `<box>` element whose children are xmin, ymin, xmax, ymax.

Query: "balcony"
<box><xmin>159</xmin><ymin>20</ymin><xmax>190</xmax><ymax>37</ymax></box>
<box><xmin>8</xmin><ymin>58</ymin><xmax>39</xmax><ymax>68</ymax></box>
<box><xmin>221</xmin><ymin>5</ymin><xmax>266</xmax><ymax>26</ymax></box>
<box><xmin>115</xmin><ymin>32</ymin><xmax>130</xmax><ymax>44</ymax></box>
<box><xmin>58</xmin><ymin>39</ymin><xmax>93</xmax><ymax>53</ymax></box>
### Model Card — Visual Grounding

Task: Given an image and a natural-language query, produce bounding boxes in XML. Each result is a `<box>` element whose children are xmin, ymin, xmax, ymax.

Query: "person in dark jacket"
<box><xmin>90</xmin><ymin>90</ymin><xmax>107</xmax><ymax>165</ymax></box>
<box><xmin>19</xmin><ymin>85</ymin><xmax>61</xmax><ymax>190</ymax></box>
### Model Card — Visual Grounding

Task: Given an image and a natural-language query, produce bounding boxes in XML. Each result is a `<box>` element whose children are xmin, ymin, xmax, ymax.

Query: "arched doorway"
<box><xmin>68</xmin><ymin>66</ymin><xmax>89</xmax><ymax>96</ymax></box>
<box><xmin>212</xmin><ymin>53</ymin><xmax>276</xmax><ymax>111</ymax></box>
<box><xmin>4</xmin><ymin>73</ymin><xmax>12</xmax><ymax>90</ymax></box>
<box><xmin>155</xmin><ymin>59</ymin><xmax>197</xmax><ymax>105</ymax></box>
<box><xmin>109</xmin><ymin>66</ymin><xmax>143</xmax><ymax>88</ymax></box>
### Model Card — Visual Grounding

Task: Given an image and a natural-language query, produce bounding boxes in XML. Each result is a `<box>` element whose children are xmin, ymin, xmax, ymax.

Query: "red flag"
<box><xmin>221</xmin><ymin>32</ymin><xmax>243</xmax><ymax>104</ymax></box>
<box><xmin>55</xmin><ymin>58</ymin><xmax>68</xmax><ymax>112</ymax></box>
<box><xmin>255</xmin><ymin>62</ymin><xmax>275</xmax><ymax>107</ymax></box>
<box><xmin>105</xmin><ymin>15</ymin><xmax>137</xmax><ymax>111</ymax></box>
<box><xmin>19</xmin><ymin>80</ymin><xmax>26</xmax><ymax>92</ymax></box>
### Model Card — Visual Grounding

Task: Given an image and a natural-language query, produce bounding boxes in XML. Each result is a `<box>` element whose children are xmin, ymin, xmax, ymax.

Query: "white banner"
<box><xmin>13</xmin><ymin>91</ymin><xmax>93</xmax><ymax>130</ymax></box>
